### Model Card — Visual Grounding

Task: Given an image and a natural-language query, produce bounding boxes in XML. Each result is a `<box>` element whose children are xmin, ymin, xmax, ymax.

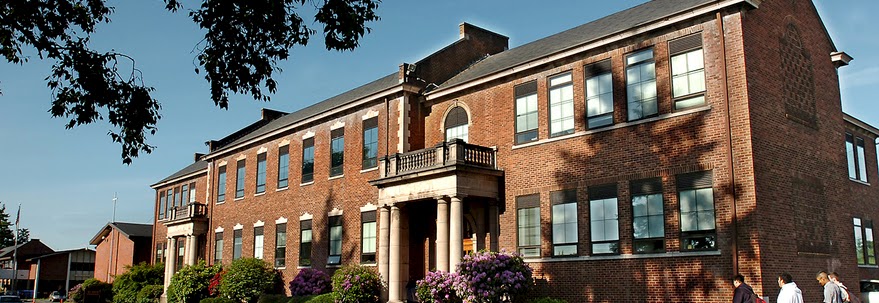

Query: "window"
<box><xmin>302</xmin><ymin>138</ymin><xmax>315</xmax><ymax>183</ymax></box>
<box><xmin>214</xmin><ymin>232</ymin><xmax>223</xmax><ymax>264</ymax></box>
<box><xmin>854</xmin><ymin>218</ymin><xmax>876</xmax><ymax>265</ymax></box>
<box><xmin>189</xmin><ymin>182</ymin><xmax>196</xmax><ymax>203</ymax></box>
<box><xmin>362</xmin><ymin>118</ymin><xmax>379</xmax><ymax>169</ymax></box>
<box><xmin>361</xmin><ymin>211</ymin><xmax>377</xmax><ymax>263</ymax></box>
<box><xmin>847</xmin><ymin>133</ymin><xmax>868</xmax><ymax>182</ymax></box>
<box><xmin>254</xmin><ymin>226</ymin><xmax>264</xmax><ymax>259</ymax></box>
<box><xmin>278</xmin><ymin>146</ymin><xmax>289</xmax><ymax>188</ymax></box>
<box><xmin>631</xmin><ymin>178</ymin><xmax>665</xmax><ymax>253</ymax></box>
<box><xmin>626</xmin><ymin>49</ymin><xmax>657</xmax><ymax>120</ymax></box>
<box><xmin>181</xmin><ymin>185</ymin><xmax>189</xmax><ymax>206</ymax></box>
<box><xmin>549</xmin><ymin>72</ymin><xmax>574</xmax><ymax>137</ymax></box>
<box><xmin>256</xmin><ymin>153</ymin><xmax>267</xmax><ymax>193</ymax></box>
<box><xmin>176</xmin><ymin>238</ymin><xmax>185</xmax><ymax>272</ymax></box>
<box><xmin>330</xmin><ymin>128</ymin><xmax>345</xmax><ymax>177</ymax></box>
<box><xmin>155</xmin><ymin>243</ymin><xmax>164</xmax><ymax>264</ymax></box>
<box><xmin>585</xmin><ymin>60</ymin><xmax>614</xmax><ymax>129</ymax></box>
<box><xmin>235</xmin><ymin>159</ymin><xmax>245</xmax><ymax>198</ymax></box>
<box><xmin>669</xmin><ymin>35</ymin><xmax>706</xmax><ymax>110</ymax></box>
<box><xmin>677</xmin><ymin>171</ymin><xmax>716</xmax><ymax>251</ymax></box>
<box><xmin>166</xmin><ymin>189</ymin><xmax>173</xmax><ymax>215</ymax></box>
<box><xmin>174</xmin><ymin>187</ymin><xmax>181</xmax><ymax>208</ymax></box>
<box><xmin>233</xmin><ymin>229</ymin><xmax>242</xmax><ymax>260</ymax></box>
<box><xmin>300</xmin><ymin>220</ymin><xmax>312</xmax><ymax>266</ymax></box>
<box><xmin>158</xmin><ymin>192</ymin><xmax>166</xmax><ymax>220</ymax></box>
<box><xmin>217</xmin><ymin>166</ymin><xmax>227</xmax><ymax>203</ymax></box>
<box><xmin>328</xmin><ymin>215</ymin><xmax>343</xmax><ymax>265</ymax></box>
<box><xmin>516</xmin><ymin>194</ymin><xmax>541</xmax><ymax>257</ymax></box>
<box><xmin>275</xmin><ymin>223</ymin><xmax>286</xmax><ymax>268</ymax></box>
<box><xmin>589</xmin><ymin>184</ymin><xmax>619</xmax><ymax>254</ymax></box>
<box><xmin>551</xmin><ymin>189</ymin><xmax>578</xmax><ymax>256</ymax></box>
<box><xmin>445</xmin><ymin>106</ymin><xmax>469</xmax><ymax>142</ymax></box>
<box><xmin>515</xmin><ymin>81</ymin><xmax>539</xmax><ymax>144</ymax></box>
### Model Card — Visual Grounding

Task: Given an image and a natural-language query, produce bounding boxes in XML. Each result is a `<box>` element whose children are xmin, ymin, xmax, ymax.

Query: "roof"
<box><xmin>432</xmin><ymin>0</ymin><xmax>724</xmax><ymax>92</ymax></box>
<box><xmin>206</xmin><ymin>73</ymin><xmax>400</xmax><ymax>157</ymax></box>
<box><xmin>844</xmin><ymin>113</ymin><xmax>879</xmax><ymax>136</ymax></box>
<box><xmin>0</xmin><ymin>239</ymin><xmax>54</xmax><ymax>260</ymax></box>
<box><xmin>24</xmin><ymin>248</ymin><xmax>94</xmax><ymax>262</ymax></box>
<box><xmin>89</xmin><ymin>222</ymin><xmax>153</xmax><ymax>245</ymax></box>
<box><xmin>152</xmin><ymin>160</ymin><xmax>208</xmax><ymax>187</ymax></box>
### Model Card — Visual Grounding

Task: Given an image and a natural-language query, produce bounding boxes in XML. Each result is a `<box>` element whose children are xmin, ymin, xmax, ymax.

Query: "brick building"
<box><xmin>26</xmin><ymin>248</ymin><xmax>95</xmax><ymax>298</ymax></box>
<box><xmin>90</xmin><ymin>222</ymin><xmax>153</xmax><ymax>283</ymax></box>
<box><xmin>149</xmin><ymin>0</ymin><xmax>879</xmax><ymax>301</ymax></box>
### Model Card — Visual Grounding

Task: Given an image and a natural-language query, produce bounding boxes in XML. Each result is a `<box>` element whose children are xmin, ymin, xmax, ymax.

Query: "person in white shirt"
<box><xmin>777</xmin><ymin>272</ymin><xmax>804</xmax><ymax>303</ymax></box>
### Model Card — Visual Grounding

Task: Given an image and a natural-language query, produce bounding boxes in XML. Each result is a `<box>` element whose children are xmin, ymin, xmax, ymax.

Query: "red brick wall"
<box><xmin>152</xmin><ymin>173</ymin><xmax>207</xmax><ymax>266</ymax></box>
<box><xmin>94</xmin><ymin>229</ymin><xmax>135</xmax><ymax>282</ymax></box>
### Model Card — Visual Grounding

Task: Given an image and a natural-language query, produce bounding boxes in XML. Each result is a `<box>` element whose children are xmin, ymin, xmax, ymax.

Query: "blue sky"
<box><xmin>0</xmin><ymin>0</ymin><xmax>875</xmax><ymax>251</ymax></box>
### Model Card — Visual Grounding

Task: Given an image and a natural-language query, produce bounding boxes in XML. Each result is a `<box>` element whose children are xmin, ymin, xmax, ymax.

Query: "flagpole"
<box><xmin>12</xmin><ymin>204</ymin><xmax>20</xmax><ymax>292</ymax></box>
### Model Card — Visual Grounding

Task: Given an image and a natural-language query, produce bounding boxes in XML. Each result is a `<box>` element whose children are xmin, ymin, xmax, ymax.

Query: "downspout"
<box><xmin>716</xmin><ymin>12</ymin><xmax>739</xmax><ymax>275</ymax></box>
<box><xmin>385</xmin><ymin>97</ymin><xmax>390</xmax><ymax>157</ymax></box>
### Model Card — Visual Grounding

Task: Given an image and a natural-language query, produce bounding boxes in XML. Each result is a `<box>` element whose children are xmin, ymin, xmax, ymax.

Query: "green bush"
<box><xmin>219</xmin><ymin>258</ymin><xmax>278</xmax><ymax>303</ymax></box>
<box><xmin>168</xmin><ymin>260</ymin><xmax>222</xmax><ymax>303</ymax></box>
<box><xmin>136</xmin><ymin>285</ymin><xmax>165</xmax><ymax>303</ymax></box>
<box><xmin>257</xmin><ymin>294</ymin><xmax>288</xmax><ymax>303</ymax></box>
<box><xmin>298</xmin><ymin>293</ymin><xmax>332</xmax><ymax>303</ymax></box>
<box><xmin>530</xmin><ymin>298</ymin><xmax>567</xmax><ymax>303</ymax></box>
<box><xmin>330</xmin><ymin>265</ymin><xmax>382</xmax><ymax>303</ymax></box>
<box><xmin>112</xmin><ymin>263</ymin><xmax>165</xmax><ymax>303</ymax></box>
<box><xmin>78</xmin><ymin>278</ymin><xmax>113</xmax><ymax>303</ymax></box>
<box><xmin>199</xmin><ymin>297</ymin><xmax>237</xmax><ymax>303</ymax></box>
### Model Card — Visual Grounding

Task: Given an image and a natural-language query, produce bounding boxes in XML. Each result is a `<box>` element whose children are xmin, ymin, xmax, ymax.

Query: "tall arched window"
<box><xmin>444</xmin><ymin>106</ymin><xmax>469</xmax><ymax>142</ymax></box>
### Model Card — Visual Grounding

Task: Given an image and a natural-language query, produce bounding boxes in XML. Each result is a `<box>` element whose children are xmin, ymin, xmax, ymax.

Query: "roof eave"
<box><xmin>844</xmin><ymin>113</ymin><xmax>879</xmax><ymax>137</ymax></box>
<box><xmin>427</xmin><ymin>0</ymin><xmax>755</xmax><ymax>101</ymax></box>
<box><xmin>150</xmin><ymin>168</ymin><xmax>208</xmax><ymax>189</ymax></box>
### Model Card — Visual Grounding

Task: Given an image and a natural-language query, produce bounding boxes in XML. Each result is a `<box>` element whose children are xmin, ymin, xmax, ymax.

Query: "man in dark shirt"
<box><xmin>733</xmin><ymin>274</ymin><xmax>755</xmax><ymax>303</ymax></box>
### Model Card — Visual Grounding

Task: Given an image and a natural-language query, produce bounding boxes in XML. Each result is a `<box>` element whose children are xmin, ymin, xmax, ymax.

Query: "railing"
<box><xmin>380</xmin><ymin>139</ymin><xmax>497</xmax><ymax>178</ymax></box>
<box><xmin>167</xmin><ymin>202</ymin><xmax>207</xmax><ymax>221</ymax></box>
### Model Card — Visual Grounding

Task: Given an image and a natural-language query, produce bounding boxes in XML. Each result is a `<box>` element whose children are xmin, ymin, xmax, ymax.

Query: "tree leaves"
<box><xmin>1</xmin><ymin>0</ymin><xmax>381</xmax><ymax>164</ymax></box>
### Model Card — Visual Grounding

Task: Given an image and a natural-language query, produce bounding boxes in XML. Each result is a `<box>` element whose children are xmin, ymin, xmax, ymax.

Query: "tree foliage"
<box><xmin>112</xmin><ymin>262</ymin><xmax>165</xmax><ymax>303</ymax></box>
<box><xmin>1</xmin><ymin>0</ymin><xmax>380</xmax><ymax>164</ymax></box>
<box><xmin>0</xmin><ymin>204</ymin><xmax>28</xmax><ymax>247</ymax></box>
<box><xmin>218</xmin><ymin>258</ymin><xmax>278</xmax><ymax>303</ymax></box>
<box><xmin>167</xmin><ymin>260</ymin><xmax>221</xmax><ymax>303</ymax></box>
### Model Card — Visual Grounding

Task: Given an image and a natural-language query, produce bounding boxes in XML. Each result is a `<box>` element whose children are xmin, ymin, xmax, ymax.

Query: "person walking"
<box><xmin>733</xmin><ymin>274</ymin><xmax>755</xmax><ymax>303</ymax></box>
<box><xmin>829</xmin><ymin>272</ymin><xmax>853</xmax><ymax>303</ymax></box>
<box><xmin>817</xmin><ymin>271</ymin><xmax>845</xmax><ymax>303</ymax></box>
<box><xmin>777</xmin><ymin>273</ymin><xmax>804</xmax><ymax>303</ymax></box>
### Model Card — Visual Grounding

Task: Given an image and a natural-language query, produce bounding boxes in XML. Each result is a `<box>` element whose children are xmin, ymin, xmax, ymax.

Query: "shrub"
<box><xmin>113</xmin><ymin>263</ymin><xmax>165</xmax><ymax>303</ymax></box>
<box><xmin>219</xmin><ymin>258</ymin><xmax>278</xmax><ymax>303</ymax></box>
<box><xmin>288</xmin><ymin>268</ymin><xmax>331</xmax><ymax>296</ymax></box>
<box><xmin>168</xmin><ymin>260</ymin><xmax>222</xmax><ymax>303</ymax></box>
<box><xmin>71</xmin><ymin>278</ymin><xmax>112</xmax><ymax>303</ymax></box>
<box><xmin>199</xmin><ymin>298</ymin><xmax>237</xmax><ymax>303</ymax></box>
<box><xmin>303</xmin><ymin>293</ymin><xmax>333</xmax><ymax>303</ymax></box>
<box><xmin>256</xmin><ymin>294</ymin><xmax>288</xmax><ymax>303</ymax></box>
<box><xmin>530</xmin><ymin>298</ymin><xmax>567</xmax><ymax>303</ymax></box>
<box><xmin>69</xmin><ymin>283</ymin><xmax>83</xmax><ymax>302</ymax></box>
<box><xmin>453</xmin><ymin>250</ymin><xmax>533</xmax><ymax>303</ymax></box>
<box><xmin>416</xmin><ymin>271</ymin><xmax>461</xmax><ymax>303</ymax></box>
<box><xmin>136</xmin><ymin>285</ymin><xmax>165</xmax><ymax>303</ymax></box>
<box><xmin>330</xmin><ymin>265</ymin><xmax>383</xmax><ymax>303</ymax></box>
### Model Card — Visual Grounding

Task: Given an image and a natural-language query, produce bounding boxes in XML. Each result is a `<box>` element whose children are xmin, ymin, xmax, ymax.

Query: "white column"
<box><xmin>389</xmin><ymin>205</ymin><xmax>402</xmax><ymax>303</ymax></box>
<box><xmin>185</xmin><ymin>235</ymin><xmax>198</xmax><ymax>265</ymax></box>
<box><xmin>378</xmin><ymin>206</ymin><xmax>390</xmax><ymax>302</ymax></box>
<box><xmin>163</xmin><ymin>237</ymin><xmax>177</xmax><ymax>293</ymax></box>
<box><xmin>449</xmin><ymin>196</ymin><xmax>463</xmax><ymax>270</ymax></box>
<box><xmin>436</xmin><ymin>197</ymin><xmax>450</xmax><ymax>272</ymax></box>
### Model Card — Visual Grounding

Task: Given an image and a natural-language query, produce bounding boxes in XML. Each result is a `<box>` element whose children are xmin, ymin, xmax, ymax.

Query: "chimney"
<box><xmin>261</xmin><ymin>108</ymin><xmax>288</xmax><ymax>121</ymax></box>
<box><xmin>205</xmin><ymin>140</ymin><xmax>218</xmax><ymax>152</ymax></box>
<box><xmin>194</xmin><ymin>153</ymin><xmax>205</xmax><ymax>162</ymax></box>
<box><xmin>459</xmin><ymin>22</ymin><xmax>509</xmax><ymax>51</ymax></box>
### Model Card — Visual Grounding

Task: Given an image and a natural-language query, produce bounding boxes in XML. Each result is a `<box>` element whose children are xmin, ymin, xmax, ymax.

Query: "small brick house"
<box><xmin>149</xmin><ymin>0</ymin><xmax>879</xmax><ymax>301</ymax></box>
<box><xmin>90</xmin><ymin>222</ymin><xmax>152</xmax><ymax>283</ymax></box>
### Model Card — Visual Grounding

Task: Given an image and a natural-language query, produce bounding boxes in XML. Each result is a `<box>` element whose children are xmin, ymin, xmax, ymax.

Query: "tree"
<box><xmin>1</xmin><ymin>0</ymin><xmax>381</xmax><ymax>164</ymax></box>
<box><xmin>0</xmin><ymin>204</ymin><xmax>29</xmax><ymax>247</ymax></box>
<box><xmin>17</xmin><ymin>228</ymin><xmax>29</xmax><ymax>243</ymax></box>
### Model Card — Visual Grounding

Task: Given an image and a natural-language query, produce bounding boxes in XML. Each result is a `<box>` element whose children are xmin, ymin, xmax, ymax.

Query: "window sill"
<box><xmin>328</xmin><ymin>174</ymin><xmax>344</xmax><ymax>180</ymax></box>
<box><xmin>360</xmin><ymin>167</ymin><xmax>378</xmax><ymax>173</ymax></box>
<box><xmin>360</xmin><ymin>263</ymin><xmax>377</xmax><ymax>267</ymax></box>
<box><xmin>297</xmin><ymin>265</ymin><xmax>312</xmax><ymax>269</ymax></box>
<box><xmin>254</xmin><ymin>192</ymin><xmax>265</xmax><ymax>197</ymax></box>
<box><xmin>849</xmin><ymin>179</ymin><xmax>871</xmax><ymax>186</ymax></box>
<box><xmin>276</xmin><ymin>187</ymin><xmax>288</xmax><ymax>192</ymax></box>
<box><xmin>216</xmin><ymin>201</ymin><xmax>225</xmax><ymax>205</ymax></box>
<box><xmin>233</xmin><ymin>197</ymin><xmax>244</xmax><ymax>202</ymax></box>
<box><xmin>512</xmin><ymin>105</ymin><xmax>711</xmax><ymax>150</ymax></box>
<box><xmin>300</xmin><ymin>181</ymin><xmax>314</xmax><ymax>187</ymax></box>
<box><xmin>858</xmin><ymin>265</ymin><xmax>879</xmax><ymax>269</ymax></box>
<box><xmin>326</xmin><ymin>264</ymin><xmax>342</xmax><ymax>268</ymax></box>
<box><xmin>275</xmin><ymin>267</ymin><xmax>286</xmax><ymax>270</ymax></box>
<box><xmin>523</xmin><ymin>250</ymin><xmax>720</xmax><ymax>263</ymax></box>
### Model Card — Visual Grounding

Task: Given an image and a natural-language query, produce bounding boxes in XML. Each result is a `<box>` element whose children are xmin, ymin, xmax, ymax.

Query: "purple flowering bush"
<box><xmin>453</xmin><ymin>250</ymin><xmax>533</xmax><ymax>303</ymax></box>
<box><xmin>330</xmin><ymin>265</ymin><xmax>383</xmax><ymax>303</ymax></box>
<box><xmin>288</xmin><ymin>268</ymin><xmax>332</xmax><ymax>296</ymax></box>
<box><xmin>416</xmin><ymin>271</ymin><xmax>462</xmax><ymax>303</ymax></box>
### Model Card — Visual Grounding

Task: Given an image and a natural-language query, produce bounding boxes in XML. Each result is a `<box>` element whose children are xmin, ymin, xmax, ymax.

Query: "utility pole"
<box><xmin>107</xmin><ymin>194</ymin><xmax>117</xmax><ymax>282</ymax></box>
<box><xmin>112</xmin><ymin>193</ymin><xmax>117</xmax><ymax>223</ymax></box>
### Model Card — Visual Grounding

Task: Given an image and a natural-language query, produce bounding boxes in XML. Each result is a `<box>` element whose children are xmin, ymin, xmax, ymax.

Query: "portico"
<box><xmin>370</xmin><ymin>139</ymin><xmax>503</xmax><ymax>303</ymax></box>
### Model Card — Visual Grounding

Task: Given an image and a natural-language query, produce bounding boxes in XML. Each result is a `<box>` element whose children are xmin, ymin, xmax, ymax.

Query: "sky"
<box><xmin>0</xmin><ymin>0</ymin><xmax>876</xmax><ymax>251</ymax></box>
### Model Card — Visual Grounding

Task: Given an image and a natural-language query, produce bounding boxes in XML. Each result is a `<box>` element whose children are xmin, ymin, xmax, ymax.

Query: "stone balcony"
<box><xmin>370</xmin><ymin>139</ymin><xmax>503</xmax><ymax>204</ymax></box>
<box><xmin>162</xmin><ymin>202</ymin><xmax>209</xmax><ymax>238</ymax></box>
